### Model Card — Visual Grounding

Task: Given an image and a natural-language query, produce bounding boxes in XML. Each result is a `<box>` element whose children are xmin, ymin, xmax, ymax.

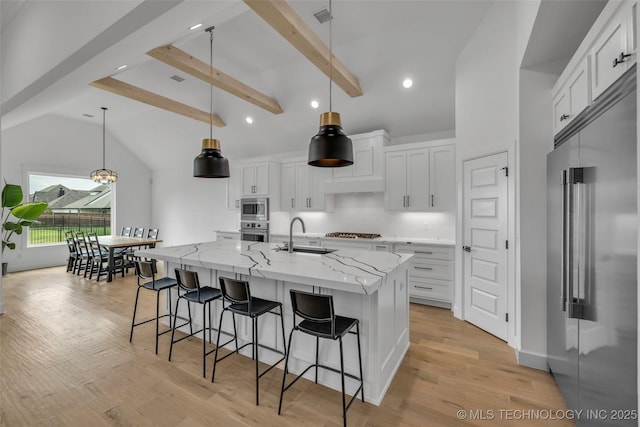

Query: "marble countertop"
<box><xmin>137</xmin><ymin>240</ymin><xmax>412</xmax><ymax>295</ymax></box>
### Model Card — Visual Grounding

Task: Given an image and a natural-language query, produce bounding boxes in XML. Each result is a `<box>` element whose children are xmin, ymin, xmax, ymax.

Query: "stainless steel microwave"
<box><xmin>240</xmin><ymin>198</ymin><xmax>269</xmax><ymax>221</ymax></box>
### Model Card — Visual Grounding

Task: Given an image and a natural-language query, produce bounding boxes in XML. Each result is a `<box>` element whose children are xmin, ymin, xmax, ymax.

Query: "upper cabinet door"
<box><xmin>429</xmin><ymin>145</ymin><xmax>455</xmax><ymax>210</ymax></box>
<box><xmin>406</xmin><ymin>149</ymin><xmax>430</xmax><ymax>211</ymax></box>
<box><xmin>241</xmin><ymin>165</ymin><xmax>256</xmax><ymax>195</ymax></box>
<box><xmin>384</xmin><ymin>151</ymin><xmax>408</xmax><ymax>210</ymax></box>
<box><xmin>281</xmin><ymin>163</ymin><xmax>296</xmax><ymax>211</ymax></box>
<box><xmin>253</xmin><ymin>162</ymin><xmax>269</xmax><ymax>195</ymax></box>
<box><xmin>226</xmin><ymin>166</ymin><xmax>242</xmax><ymax>210</ymax></box>
<box><xmin>294</xmin><ymin>162</ymin><xmax>311</xmax><ymax>209</ymax></box>
<box><xmin>591</xmin><ymin>11</ymin><xmax>630</xmax><ymax>100</ymax></box>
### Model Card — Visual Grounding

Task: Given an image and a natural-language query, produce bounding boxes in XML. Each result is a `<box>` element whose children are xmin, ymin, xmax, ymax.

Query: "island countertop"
<box><xmin>136</xmin><ymin>240</ymin><xmax>412</xmax><ymax>295</ymax></box>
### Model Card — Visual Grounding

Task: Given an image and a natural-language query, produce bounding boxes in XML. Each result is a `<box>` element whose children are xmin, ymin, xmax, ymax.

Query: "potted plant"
<box><xmin>1</xmin><ymin>182</ymin><xmax>48</xmax><ymax>275</ymax></box>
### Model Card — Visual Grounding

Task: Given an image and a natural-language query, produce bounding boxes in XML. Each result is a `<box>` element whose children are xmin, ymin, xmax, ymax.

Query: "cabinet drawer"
<box><xmin>410</xmin><ymin>278</ymin><xmax>450</xmax><ymax>301</ymax></box>
<box><xmin>395</xmin><ymin>244</ymin><xmax>454</xmax><ymax>260</ymax></box>
<box><xmin>410</xmin><ymin>259</ymin><xmax>453</xmax><ymax>281</ymax></box>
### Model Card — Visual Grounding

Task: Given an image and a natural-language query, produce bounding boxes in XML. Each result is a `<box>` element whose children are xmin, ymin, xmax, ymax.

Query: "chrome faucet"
<box><xmin>289</xmin><ymin>216</ymin><xmax>306</xmax><ymax>253</ymax></box>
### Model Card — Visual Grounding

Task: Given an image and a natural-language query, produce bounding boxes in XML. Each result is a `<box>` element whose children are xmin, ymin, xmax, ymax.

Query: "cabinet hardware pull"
<box><xmin>415</xmin><ymin>251</ymin><xmax>433</xmax><ymax>255</ymax></box>
<box><xmin>560</xmin><ymin>114</ymin><xmax>570</xmax><ymax>121</ymax></box>
<box><xmin>415</xmin><ymin>267</ymin><xmax>433</xmax><ymax>270</ymax></box>
<box><xmin>407</xmin><ymin>195</ymin><xmax>410</xmax><ymax>207</ymax></box>
<box><xmin>431</xmin><ymin>194</ymin><xmax>434</xmax><ymax>207</ymax></box>
<box><xmin>613</xmin><ymin>52</ymin><xmax>632</xmax><ymax>68</ymax></box>
<box><xmin>415</xmin><ymin>286</ymin><xmax>433</xmax><ymax>290</ymax></box>
<box><xmin>291</xmin><ymin>198</ymin><xmax>295</xmax><ymax>208</ymax></box>
<box><xmin>402</xmin><ymin>195</ymin><xmax>406</xmax><ymax>208</ymax></box>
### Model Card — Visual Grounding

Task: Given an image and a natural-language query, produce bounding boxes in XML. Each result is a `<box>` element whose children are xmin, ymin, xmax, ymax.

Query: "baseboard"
<box><xmin>516</xmin><ymin>349</ymin><xmax>548</xmax><ymax>370</ymax></box>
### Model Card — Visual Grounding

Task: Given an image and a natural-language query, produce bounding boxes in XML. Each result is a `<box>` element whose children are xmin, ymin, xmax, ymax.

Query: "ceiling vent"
<box><xmin>313</xmin><ymin>8</ymin><xmax>332</xmax><ymax>24</ymax></box>
<box><xmin>170</xmin><ymin>75</ymin><xmax>185</xmax><ymax>82</ymax></box>
<box><xmin>83</xmin><ymin>113</ymin><xmax>94</xmax><ymax>118</ymax></box>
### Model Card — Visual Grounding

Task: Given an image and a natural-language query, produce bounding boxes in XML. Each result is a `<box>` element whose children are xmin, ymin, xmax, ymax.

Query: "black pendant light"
<box><xmin>308</xmin><ymin>0</ymin><xmax>353</xmax><ymax>167</ymax></box>
<box><xmin>90</xmin><ymin>107</ymin><xmax>118</xmax><ymax>184</ymax></box>
<box><xmin>194</xmin><ymin>26</ymin><xmax>230</xmax><ymax>178</ymax></box>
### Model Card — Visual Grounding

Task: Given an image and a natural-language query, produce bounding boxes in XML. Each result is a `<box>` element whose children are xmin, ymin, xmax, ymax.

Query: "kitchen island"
<box><xmin>136</xmin><ymin>240</ymin><xmax>412</xmax><ymax>405</ymax></box>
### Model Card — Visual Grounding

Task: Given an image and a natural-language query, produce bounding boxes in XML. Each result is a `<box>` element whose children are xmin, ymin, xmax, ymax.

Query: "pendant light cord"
<box><xmin>329</xmin><ymin>0</ymin><xmax>333</xmax><ymax>113</ymax></box>
<box><xmin>208</xmin><ymin>27</ymin><xmax>214</xmax><ymax>140</ymax></box>
<box><xmin>101</xmin><ymin>107</ymin><xmax>107</xmax><ymax>169</ymax></box>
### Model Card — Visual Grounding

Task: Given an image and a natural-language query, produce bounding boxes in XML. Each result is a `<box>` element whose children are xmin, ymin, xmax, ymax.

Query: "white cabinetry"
<box><xmin>385</xmin><ymin>143</ymin><xmax>455</xmax><ymax>211</ymax></box>
<box><xmin>239</xmin><ymin>161</ymin><xmax>281</xmax><ymax>210</ymax></box>
<box><xmin>226</xmin><ymin>166</ymin><xmax>242</xmax><ymax>210</ymax></box>
<box><xmin>217</xmin><ymin>231</ymin><xmax>239</xmax><ymax>241</ymax></box>
<box><xmin>280</xmin><ymin>160</ymin><xmax>332</xmax><ymax>211</ymax></box>
<box><xmin>325</xmin><ymin>129</ymin><xmax>388</xmax><ymax>193</ymax></box>
<box><xmin>295</xmin><ymin>163</ymin><xmax>332</xmax><ymax>211</ymax></box>
<box><xmin>591</xmin><ymin>2</ymin><xmax>636</xmax><ymax>100</ymax></box>
<box><xmin>552</xmin><ymin>59</ymin><xmax>590</xmax><ymax>134</ymax></box>
<box><xmin>394</xmin><ymin>243</ymin><xmax>454</xmax><ymax>307</ymax></box>
<box><xmin>553</xmin><ymin>1</ymin><xmax>638</xmax><ymax>136</ymax></box>
<box><xmin>241</xmin><ymin>162</ymin><xmax>270</xmax><ymax>196</ymax></box>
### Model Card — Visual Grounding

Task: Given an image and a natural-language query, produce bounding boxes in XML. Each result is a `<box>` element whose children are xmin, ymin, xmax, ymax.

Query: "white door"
<box><xmin>463</xmin><ymin>152</ymin><xmax>509</xmax><ymax>341</ymax></box>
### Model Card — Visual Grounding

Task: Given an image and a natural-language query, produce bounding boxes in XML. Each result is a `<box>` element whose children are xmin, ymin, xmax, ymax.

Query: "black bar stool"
<box><xmin>212</xmin><ymin>277</ymin><xmax>286</xmax><ymax>405</ymax></box>
<box><xmin>279</xmin><ymin>289</ymin><xmax>364</xmax><ymax>427</ymax></box>
<box><xmin>169</xmin><ymin>268</ymin><xmax>222</xmax><ymax>378</ymax></box>
<box><xmin>129</xmin><ymin>259</ymin><xmax>178</xmax><ymax>354</ymax></box>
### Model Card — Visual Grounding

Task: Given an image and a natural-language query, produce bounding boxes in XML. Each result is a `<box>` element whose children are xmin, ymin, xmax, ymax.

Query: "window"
<box><xmin>28</xmin><ymin>173</ymin><xmax>112</xmax><ymax>245</ymax></box>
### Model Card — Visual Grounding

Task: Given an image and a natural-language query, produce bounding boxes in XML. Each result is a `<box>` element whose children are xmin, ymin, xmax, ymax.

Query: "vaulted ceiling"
<box><xmin>0</xmin><ymin>0</ymin><xmax>597</xmax><ymax>172</ymax></box>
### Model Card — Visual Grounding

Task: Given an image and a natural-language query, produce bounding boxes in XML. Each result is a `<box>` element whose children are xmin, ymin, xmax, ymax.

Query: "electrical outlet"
<box><xmin>423</xmin><ymin>222</ymin><xmax>430</xmax><ymax>231</ymax></box>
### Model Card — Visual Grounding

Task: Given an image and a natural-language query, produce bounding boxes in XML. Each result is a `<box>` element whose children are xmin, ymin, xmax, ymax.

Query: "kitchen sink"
<box><xmin>275</xmin><ymin>245</ymin><xmax>337</xmax><ymax>254</ymax></box>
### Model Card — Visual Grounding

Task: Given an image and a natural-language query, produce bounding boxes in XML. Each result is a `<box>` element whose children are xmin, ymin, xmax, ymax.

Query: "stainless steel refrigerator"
<box><xmin>547</xmin><ymin>66</ymin><xmax>637</xmax><ymax>425</ymax></box>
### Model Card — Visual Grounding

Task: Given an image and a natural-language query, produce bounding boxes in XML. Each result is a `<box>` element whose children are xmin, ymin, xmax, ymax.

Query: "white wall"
<box><xmin>454</xmin><ymin>1</ymin><xmax>551</xmax><ymax>367</ymax></box>
<box><xmin>517</xmin><ymin>68</ymin><xmax>556</xmax><ymax>367</ymax></box>
<box><xmin>269</xmin><ymin>193</ymin><xmax>455</xmax><ymax>241</ymax></box>
<box><xmin>454</xmin><ymin>1</ymin><xmax>518</xmax><ymax>323</ymax></box>
<box><xmin>1</xmin><ymin>114</ymin><xmax>152</xmax><ymax>272</ymax></box>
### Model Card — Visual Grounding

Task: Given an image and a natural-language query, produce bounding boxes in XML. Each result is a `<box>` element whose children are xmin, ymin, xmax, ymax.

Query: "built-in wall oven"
<box><xmin>240</xmin><ymin>221</ymin><xmax>269</xmax><ymax>242</ymax></box>
<box><xmin>240</xmin><ymin>197</ymin><xmax>269</xmax><ymax>221</ymax></box>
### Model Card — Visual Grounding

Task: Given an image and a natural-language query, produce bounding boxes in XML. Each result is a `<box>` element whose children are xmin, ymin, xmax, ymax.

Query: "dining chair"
<box><xmin>87</xmin><ymin>232</ymin><xmax>124</xmax><ymax>281</ymax></box>
<box><xmin>65</xmin><ymin>237</ymin><xmax>79</xmax><ymax>273</ymax></box>
<box><xmin>133</xmin><ymin>227</ymin><xmax>145</xmax><ymax>238</ymax></box>
<box><xmin>279</xmin><ymin>290</ymin><xmax>364</xmax><ymax>427</ymax></box>
<box><xmin>73</xmin><ymin>232</ymin><xmax>91</xmax><ymax>277</ymax></box>
<box><xmin>121</xmin><ymin>226</ymin><xmax>132</xmax><ymax>237</ymax></box>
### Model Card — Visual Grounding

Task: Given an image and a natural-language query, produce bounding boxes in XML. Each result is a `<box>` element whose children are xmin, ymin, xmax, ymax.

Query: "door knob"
<box><xmin>463</xmin><ymin>246</ymin><xmax>471</xmax><ymax>252</ymax></box>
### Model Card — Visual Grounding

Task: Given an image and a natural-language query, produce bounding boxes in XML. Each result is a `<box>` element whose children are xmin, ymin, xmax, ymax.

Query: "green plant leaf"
<box><xmin>2</xmin><ymin>184</ymin><xmax>23</xmax><ymax>208</ymax></box>
<box><xmin>11</xmin><ymin>202</ymin><xmax>48</xmax><ymax>221</ymax></box>
<box><xmin>3</xmin><ymin>221</ymin><xmax>20</xmax><ymax>231</ymax></box>
<box><xmin>2</xmin><ymin>241</ymin><xmax>16</xmax><ymax>250</ymax></box>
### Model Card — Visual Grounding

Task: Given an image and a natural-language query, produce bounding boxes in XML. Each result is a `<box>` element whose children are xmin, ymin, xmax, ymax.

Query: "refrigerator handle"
<box><xmin>567</xmin><ymin>167</ymin><xmax>585</xmax><ymax>320</ymax></box>
<box><xmin>561</xmin><ymin>170</ymin><xmax>568</xmax><ymax>312</ymax></box>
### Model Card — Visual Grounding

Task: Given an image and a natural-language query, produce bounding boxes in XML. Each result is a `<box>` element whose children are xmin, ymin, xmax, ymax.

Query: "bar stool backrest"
<box><xmin>135</xmin><ymin>260</ymin><xmax>155</xmax><ymax>285</ymax></box>
<box><xmin>175</xmin><ymin>269</ymin><xmax>207</xmax><ymax>301</ymax></box>
<box><xmin>121</xmin><ymin>226</ymin><xmax>132</xmax><ymax>237</ymax></box>
<box><xmin>133</xmin><ymin>227</ymin><xmax>145</xmax><ymax>238</ymax></box>
<box><xmin>290</xmin><ymin>290</ymin><xmax>336</xmax><ymax>338</ymax></box>
<box><xmin>219</xmin><ymin>277</ymin><xmax>251</xmax><ymax>305</ymax></box>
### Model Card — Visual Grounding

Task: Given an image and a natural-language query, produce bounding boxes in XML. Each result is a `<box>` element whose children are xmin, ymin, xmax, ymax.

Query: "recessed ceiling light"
<box><xmin>245</xmin><ymin>116</ymin><xmax>254</xmax><ymax>124</ymax></box>
<box><xmin>116</xmin><ymin>64</ymin><xmax>128</xmax><ymax>71</ymax></box>
<box><xmin>189</xmin><ymin>23</ymin><xmax>203</xmax><ymax>30</ymax></box>
<box><xmin>402</xmin><ymin>78</ymin><xmax>413</xmax><ymax>89</ymax></box>
<box><xmin>310</xmin><ymin>100</ymin><xmax>319</xmax><ymax>109</ymax></box>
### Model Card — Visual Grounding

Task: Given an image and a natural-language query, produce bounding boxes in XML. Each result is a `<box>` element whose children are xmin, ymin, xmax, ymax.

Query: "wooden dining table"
<box><xmin>97</xmin><ymin>236</ymin><xmax>163</xmax><ymax>282</ymax></box>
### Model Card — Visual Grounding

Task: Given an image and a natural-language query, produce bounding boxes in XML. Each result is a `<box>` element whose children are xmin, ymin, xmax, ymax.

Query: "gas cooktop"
<box><xmin>325</xmin><ymin>232</ymin><xmax>382</xmax><ymax>239</ymax></box>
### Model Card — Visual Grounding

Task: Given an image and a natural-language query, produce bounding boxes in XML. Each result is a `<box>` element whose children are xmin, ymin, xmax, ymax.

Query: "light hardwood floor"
<box><xmin>0</xmin><ymin>266</ymin><xmax>573</xmax><ymax>426</ymax></box>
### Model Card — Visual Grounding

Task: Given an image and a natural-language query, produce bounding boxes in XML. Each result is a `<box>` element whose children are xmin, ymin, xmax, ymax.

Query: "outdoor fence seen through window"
<box><xmin>28</xmin><ymin>174</ymin><xmax>111</xmax><ymax>245</ymax></box>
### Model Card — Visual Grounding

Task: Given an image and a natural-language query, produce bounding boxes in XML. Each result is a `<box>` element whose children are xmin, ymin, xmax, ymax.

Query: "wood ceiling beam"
<box><xmin>147</xmin><ymin>45</ymin><xmax>283</xmax><ymax>115</ymax></box>
<box><xmin>243</xmin><ymin>0</ymin><xmax>362</xmax><ymax>98</ymax></box>
<box><xmin>90</xmin><ymin>77</ymin><xmax>225</xmax><ymax>127</ymax></box>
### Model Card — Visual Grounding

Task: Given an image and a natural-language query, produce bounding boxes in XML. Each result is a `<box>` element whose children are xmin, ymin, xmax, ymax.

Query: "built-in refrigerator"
<box><xmin>547</xmin><ymin>66</ymin><xmax>637</xmax><ymax>425</ymax></box>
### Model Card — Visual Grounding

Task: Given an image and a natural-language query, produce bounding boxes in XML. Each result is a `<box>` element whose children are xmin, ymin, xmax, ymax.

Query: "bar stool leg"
<box><xmin>168</xmin><ymin>296</ymin><xmax>181</xmax><ymax>361</ymax></box>
<box><xmin>130</xmin><ymin>287</ymin><xmax>141</xmax><ymax>343</ymax></box>
<box><xmin>254</xmin><ymin>316</ymin><xmax>259</xmax><ymax>405</ymax></box>
<box><xmin>212</xmin><ymin>308</ymin><xmax>226</xmax><ymax>382</ymax></box>
<box><xmin>315</xmin><ymin>336</ymin><xmax>320</xmax><ymax>383</ymax></box>
<box><xmin>202</xmin><ymin>300</ymin><xmax>207</xmax><ymax>378</ymax></box>
<box><xmin>155</xmin><ymin>290</ymin><xmax>161</xmax><ymax>354</ymax></box>
<box><xmin>278</xmin><ymin>328</ymin><xmax>296</xmax><ymax>415</ymax></box>
<box><xmin>356</xmin><ymin>323</ymin><xmax>364</xmax><ymax>401</ymax></box>
<box><xmin>339</xmin><ymin>336</ymin><xmax>347</xmax><ymax>427</ymax></box>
